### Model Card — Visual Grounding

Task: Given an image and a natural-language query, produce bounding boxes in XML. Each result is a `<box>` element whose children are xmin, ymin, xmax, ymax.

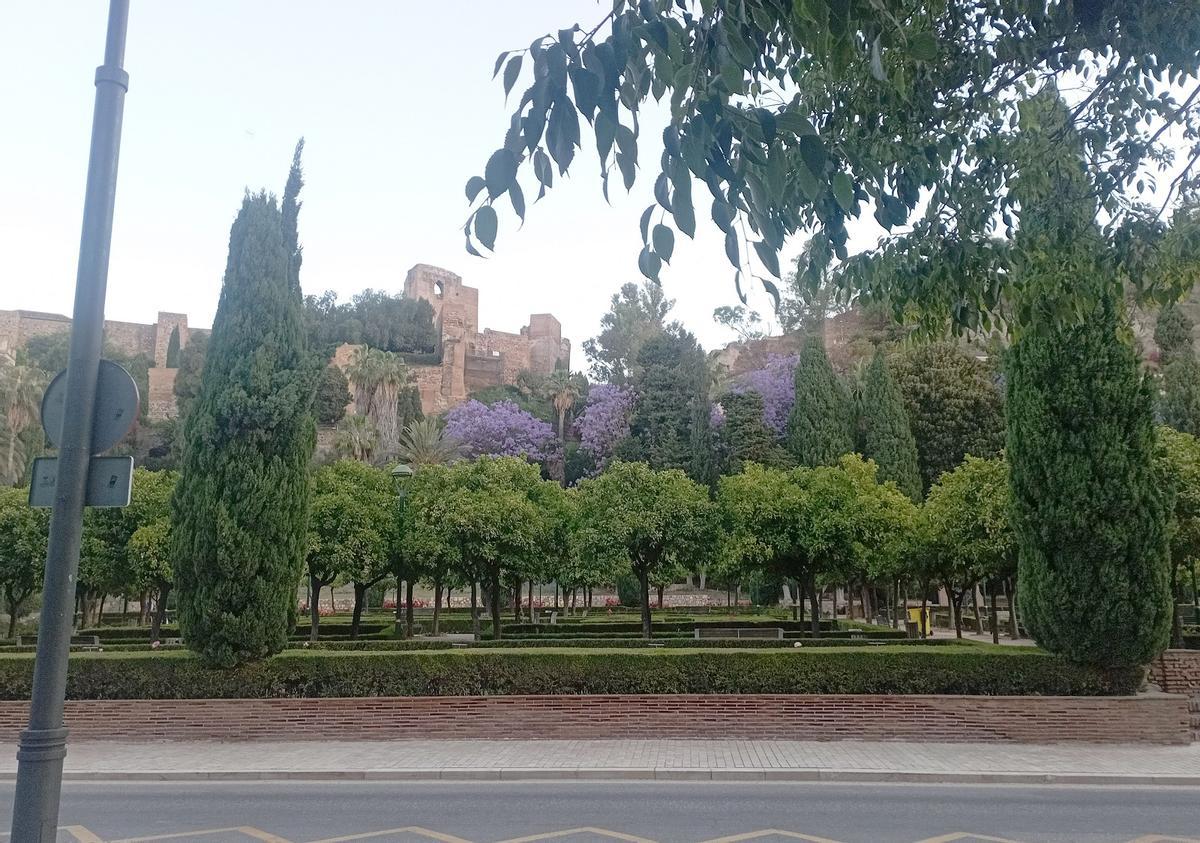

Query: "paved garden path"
<box><xmin>3</xmin><ymin>739</ymin><xmax>1198</xmax><ymax>785</ymax></box>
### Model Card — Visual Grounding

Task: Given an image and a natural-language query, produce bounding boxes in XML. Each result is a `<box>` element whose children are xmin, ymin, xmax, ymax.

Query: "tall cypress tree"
<box><xmin>719</xmin><ymin>390</ymin><xmax>787</xmax><ymax>473</ymax></box>
<box><xmin>1156</xmin><ymin>305</ymin><xmax>1200</xmax><ymax>436</ymax></box>
<box><xmin>860</xmin><ymin>346</ymin><xmax>922</xmax><ymax>501</ymax></box>
<box><xmin>1006</xmin><ymin>93</ymin><xmax>1171</xmax><ymax>668</ymax></box>
<box><xmin>787</xmin><ymin>333</ymin><xmax>852</xmax><ymax>467</ymax></box>
<box><xmin>171</xmin><ymin>159</ymin><xmax>316</xmax><ymax>667</ymax></box>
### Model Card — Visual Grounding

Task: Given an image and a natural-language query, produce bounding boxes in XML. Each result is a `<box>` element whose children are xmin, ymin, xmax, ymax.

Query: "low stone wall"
<box><xmin>1150</xmin><ymin>649</ymin><xmax>1200</xmax><ymax>740</ymax></box>
<box><xmin>0</xmin><ymin>694</ymin><xmax>1189</xmax><ymax>744</ymax></box>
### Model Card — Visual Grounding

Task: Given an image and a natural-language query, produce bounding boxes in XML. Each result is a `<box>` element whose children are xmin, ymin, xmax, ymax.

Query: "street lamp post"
<box><xmin>11</xmin><ymin>1</ymin><xmax>132</xmax><ymax>839</ymax></box>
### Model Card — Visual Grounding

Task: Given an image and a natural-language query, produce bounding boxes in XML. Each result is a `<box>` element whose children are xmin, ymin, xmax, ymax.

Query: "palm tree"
<box><xmin>371</xmin><ymin>350</ymin><xmax>410</xmax><ymax>455</ymax></box>
<box><xmin>345</xmin><ymin>346</ymin><xmax>382</xmax><ymax>417</ymax></box>
<box><xmin>0</xmin><ymin>354</ymin><xmax>44</xmax><ymax>485</ymax></box>
<box><xmin>334</xmin><ymin>413</ymin><xmax>379</xmax><ymax>463</ymax></box>
<box><xmin>396</xmin><ymin>417</ymin><xmax>460</xmax><ymax>467</ymax></box>
<box><xmin>542</xmin><ymin>369</ymin><xmax>586</xmax><ymax>442</ymax></box>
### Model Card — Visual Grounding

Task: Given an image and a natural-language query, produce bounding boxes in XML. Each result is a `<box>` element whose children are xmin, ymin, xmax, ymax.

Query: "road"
<box><xmin>2</xmin><ymin>781</ymin><xmax>1199</xmax><ymax>843</ymax></box>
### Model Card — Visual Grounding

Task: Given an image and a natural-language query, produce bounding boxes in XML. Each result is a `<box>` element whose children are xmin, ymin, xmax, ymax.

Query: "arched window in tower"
<box><xmin>434</xmin><ymin>280</ymin><xmax>445</xmax><ymax>299</ymax></box>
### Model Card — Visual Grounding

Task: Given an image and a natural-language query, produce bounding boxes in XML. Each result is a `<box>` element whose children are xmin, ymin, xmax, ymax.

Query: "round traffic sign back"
<box><xmin>40</xmin><ymin>359</ymin><xmax>140</xmax><ymax>454</ymax></box>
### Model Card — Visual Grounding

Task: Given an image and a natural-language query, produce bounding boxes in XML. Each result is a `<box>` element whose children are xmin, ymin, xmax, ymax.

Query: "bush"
<box><xmin>502</xmin><ymin>619</ymin><xmax>839</xmax><ymax>635</ymax></box>
<box><xmin>0</xmin><ymin>648</ymin><xmax>1141</xmax><ymax>699</ymax></box>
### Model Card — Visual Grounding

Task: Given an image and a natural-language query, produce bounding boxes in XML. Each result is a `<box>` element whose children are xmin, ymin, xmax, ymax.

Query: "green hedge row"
<box><xmin>503</xmin><ymin>620</ymin><xmax>839</xmax><ymax>635</ymax></box>
<box><xmin>468</xmin><ymin>637</ymin><xmax>959</xmax><ymax>649</ymax></box>
<box><xmin>0</xmin><ymin>649</ymin><xmax>1140</xmax><ymax>699</ymax></box>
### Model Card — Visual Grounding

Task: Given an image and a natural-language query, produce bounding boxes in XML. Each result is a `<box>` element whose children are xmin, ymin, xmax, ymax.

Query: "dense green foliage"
<box><xmin>470</xmin><ymin>1</ymin><xmax>1200</xmax><ymax>332</ymax></box>
<box><xmin>583</xmin><ymin>280</ymin><xmax>674</xmax><ymax>384</ymax></box>
<box><xmin>1156</xmin><ymin>305</ymin><xmax>1200</xmax><ymax>436</ymax></box>
<box><xmin>717</xmin><ymin>390</ymin><xmax>787</xmax><ymax>473</ymax></box>
<box><xmin>0</xmin><ymin>487</ymin><xmax>48</xmax><ymax>637</ymax></box>
<box><xmin>621</xmin><ymin>328</ymin><xmax>711</xmax><ymax>481</ymax></box>
<box><xmin>304</xmin><ymin>289</ymin><xmax>438</xmax><ymax>358</ymax></box>
<box><xmin>892</xmin><ymin>343</ymin><xmax>1004</xmax><ymax>491</ymax></box>
<box><xmin>576</xmin><ymin>461</ymin><xmax>713</xmax><ymax>637</ymax></box>
<box><xmin>786</xmin><ymin>335</ymin><xmax>851</xmax><ymax>467</ymax></box>
<box><xmin>0</xmin><ymin>648</ymin><xmax>1141</xmax><ymax>699</ymax></box>
<box><xmin>170</xmin><ymin>180</ymin><xmax>316</xmax><ymax>667</ymax></box>
<box><xmin>1007</xmin><ymin>97</ymin><xmax>1171</xmax><ymax>669</ymax></box>
<box><xmin>315</xmin><ymin>364</ymin><xmax>351</xmax><ymax>426</ymax></box>
<box><xmin>1155</xmin><ymin>426</ymin><xmax>1200</xmax><ymax>646</ymax></box>
<box><xmin>859</xmin><ymin>347</ymin><xmax>921</xmax><ymax>501</ymax></box>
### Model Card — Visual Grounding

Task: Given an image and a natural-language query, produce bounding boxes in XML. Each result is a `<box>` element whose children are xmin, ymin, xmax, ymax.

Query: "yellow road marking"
<box><xmin>113</xmin><ymin>828</ymin><xmax>293</xmax><ymax>843</ymax></box>
<box><xmin>911</xmin><ymin>835</ymin><xmax>1028</xmax><ymax>843</ymax></box>
<box><xmin>308</xmin><ymin>827</ymin><xmax>472</xmax><ymax>843</ymax></box>
<box><xmin>696</xmin><ymin>830</ymin><xmax>845</xmax><ymax>843</ymax></box>
<box><xmin>495</xmin><ymin>828</ymin><xmax>656</xmax><ymax>843</ymax></box>
<box><xmin>63</xmin><ymin>828</ymin><xmax>106</xmax><ymax>843</ymax></box>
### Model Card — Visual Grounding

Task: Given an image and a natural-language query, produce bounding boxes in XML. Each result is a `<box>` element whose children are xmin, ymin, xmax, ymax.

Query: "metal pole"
<box><xmin>11</xmin><ymin>2</ymin><xmax>130</xmax><ymax>839</ymax></box>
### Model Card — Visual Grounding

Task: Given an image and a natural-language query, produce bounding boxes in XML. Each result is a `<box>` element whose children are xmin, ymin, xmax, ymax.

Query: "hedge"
<box><xmin>503</xmin><ymin>620</ymin><xmax>839</xmax><ymax>635</ymax></box>
<box><xmin>468</xmin><ymin>637</ymin><xmax>963</xmax><ymax>649</ymax></box>
<box><xmin>0</xmin><ymin>648</ymin><xmax>1140</xmax><ymax>699</ymax></box>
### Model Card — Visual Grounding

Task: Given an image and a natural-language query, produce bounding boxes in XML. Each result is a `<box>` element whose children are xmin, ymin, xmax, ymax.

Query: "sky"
<box><xmin>0</xmin><ymin>1</ymin><xmax>865</xmax><ymax>362</ymax></box>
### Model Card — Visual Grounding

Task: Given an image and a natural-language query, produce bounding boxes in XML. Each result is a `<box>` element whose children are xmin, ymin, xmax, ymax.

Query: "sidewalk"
<box><xmin>3</xmin><ymin>739</ymin><xmax>1199</xmax><ymax>785</ymax></box>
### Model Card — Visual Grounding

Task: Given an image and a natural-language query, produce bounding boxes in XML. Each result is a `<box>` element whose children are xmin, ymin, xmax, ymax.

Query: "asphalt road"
<box><xmin>1</xmin><ymin>781</ymin><xmax>1198</xmax><ymax>843</ymax></box>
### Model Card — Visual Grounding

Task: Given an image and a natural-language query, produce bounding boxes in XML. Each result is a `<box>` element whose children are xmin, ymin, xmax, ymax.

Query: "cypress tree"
<box><xmin>719</xmin><ymin>390</ymin><xmax>787</xmax><ymax>472</ymax></box>
<box><xmin>860</xmin><ymin>346</ymin><xmax>922</xmax><ymax>501</ymax></box>
<box><xmin>787</xmin><ymin>333</ymin><xmax>852</xmax><ymax>467</ymax></box>
<box><xmin>1156</xmin><ymin>305</ymin><xmax>1200</xmax><ymax>436</ymax></box>
<box><xmin>165</xmin><ymin>326</ymin><xmax>181</xmax><ymax>368</ymax></box>
<box><xmin>624</xmin><ymin>327</ymin><xmax>709</xmax><ymax>480</ymax></box>
<box><xmin>1006</xmin><ymin>93</ymin><xmax>1171</xmax><ymax>668</ymax></box>
<box><xmin>170</xmin><ymin>168</ymin><xmax>316</xmax><ymax>666</ymax></box>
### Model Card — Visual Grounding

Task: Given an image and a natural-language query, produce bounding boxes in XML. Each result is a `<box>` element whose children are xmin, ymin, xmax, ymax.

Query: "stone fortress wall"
<box><xmin>0</xmin><ymin>262</ymin><xmax>570</xmax><ymax>423</ymax></box>
<box><xmin>332</xmin><ymin>263</ymin><xmax>570</xmax><ymax>415</ymax></box>
<box><xmin>0</xmin><ymin>308</ymin><xmax>200</xmax><ymax>422</ymax></box>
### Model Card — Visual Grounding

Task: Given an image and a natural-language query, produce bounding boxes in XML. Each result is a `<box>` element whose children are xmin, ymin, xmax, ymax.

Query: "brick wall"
<box><xmin>0</xmin><ymin>694</ymin><xmax>1188</xmax><ymax>744</ymax></box>
<box><xmin>1151</xmin><ymin>650</ymin><xmax>1200</xmax><ymax>741</ymax></box>
<box><xmin>146</xmin><ymin>368</ymin><xmax>178</xmax><ymax>420</ymax></box>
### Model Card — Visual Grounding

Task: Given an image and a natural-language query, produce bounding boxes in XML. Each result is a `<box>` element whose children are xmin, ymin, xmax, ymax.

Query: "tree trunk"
<box><xmin>432</xmin><ymin>581</ymin><xmax>443</xmax><ymax>636</ymax></box>
<box><xmin>1004</xmin><ymin>578</ymin><xmax>1019</xmax><ymax>638</ymax></box>
<box><xmin>797</xmin><ymin>580</ymin><xmax>805</xmax><ymax>626</ymax></box>
<box><xmin>808</xmin><ymin>577</ymin><xmax>821</xmax><ymax>636</ymax></box>
<box><xmin>1191</xmin><ymin>562</ymin><xmax>1198</xmax><ymax>609</ymax></box>
<box><xmin>6</xmin><ymin>596</ymin><xmax>17</xmax><ymax>640</ymax></box>
<box><xmin>656</xmin><ymin>584</ymin><xmax>664</xmax><ymax>609</ymax></box>
<box><xmin>97</xmin><ymin>594</ymin><xmax>106</xmax><ymax>627</ymax></box>
<box><xmin>1171</xmin><ymin>562</ymin><xmax>1184</xmax><ymax>649</ymax></box>
<box><xmin>513</xmin><ymin>577</ymin><xmax>522</xmax><ymax>622</ymax></box>
<box><xmin>972</xmin><ymin>585</ymin><xmax>985</xmax><ymax>635</ymax></box>
<box><xmin>394</xmin><ymin>579</ymin><xmax>405</xmax><ymax>638</ymax></box>
<box><xmin>553</xmin><ymin>582</ymin><xmax>559</xmax><ymax>610</ymax></box>
<box><xmin>351</xmin><ymin>582</ymin><xmax>367</xmax><ymax>639</ymax></box>
<box><xmin>845</xmin><ymin>583</ymin><xmax>853</xmax><ymax>621</ymax></box>
<box><xmin>989</xmin><ymin>584</ymin><xmax>1000</xmax><ymax>645</ymax></box>
<box><xmin>405</xmin><ymin>580</ymin><xmax>415</xmax><ymax>638</ymax></box>
<box><xmin>470</xmin><ymin>581</ymin><xmax>480</xmax><ymax>641</ymax></box>
<box><xmin>490</xmin><ymin>573</ymin><xmax>503</xmax><ymax>641</ymax></box>
<box><xmin>947</xmin><ymin>583</ymin><xmax>964</xmax><ymax>639</ymax></box>
<box><xmin>309</xmin><ymin>575</ymin><xmax>322</xmax><ymax>642</ymax></box>
<box><xmin>151</xmin><ymin>583</ymin><xmax>170</xmax><ymax>641</ymax></box>
<box><xmin>528</xmin><ymin>579</ymin><xmax>534</xmax><ymax>619</ymax></box>
<box><xmin>637</xmin><ymin>567</ymin><xmax>652</xmax><ymax>640</ymax></box>
<box><xmin>920</xmin><ymin>583</ymin><xmax>929</xmax><ymax>638</ymax></box>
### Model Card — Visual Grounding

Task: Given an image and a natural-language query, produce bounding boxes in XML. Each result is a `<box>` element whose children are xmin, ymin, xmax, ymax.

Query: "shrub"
<box><xmin>0</xmin><ymin>648</ymin><xmax>1141</xmax><ymax>699</ymax></box>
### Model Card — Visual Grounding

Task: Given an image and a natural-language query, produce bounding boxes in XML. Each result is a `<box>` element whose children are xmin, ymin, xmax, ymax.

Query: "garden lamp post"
<box><xmin>391</xmin><ymin>463</ymin><xmax>414</xmax><ymax>635</ymax></box>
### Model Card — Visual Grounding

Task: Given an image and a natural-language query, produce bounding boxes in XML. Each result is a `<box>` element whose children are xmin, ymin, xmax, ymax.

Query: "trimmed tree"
<box><xmin>787</xmin><ymin>334</ymin><xmax>852</xmax><ymax>467</ymax></box>
<box><xmin>1006</xmin><ymin>94</ymin><xmax>1171</xmax><ymax>669</ymax></box>
<box><xmin>892</xmin><ymin>343</ymin><xmax>1005</xmax><ymax>492</ymax></box>
<box><xmin>170</xmin><ymin>182</ymin><xmax>316</xmax><ymax>666</ymax></box>
<box><xmin>859</xmin><ymin>347</ymin><xmax>921</xmax><ymax>501</ymax></box>
<box><xmin>1155</xmin><ymin>426</ymin><xmax>1200</xmax><ymax>647</ymax></box>
<box><xmin>718</xmin><ymin>390</ymin><xmax>789</xmax><ymax>473</ymax></box>
<box><xmin>0</xmin><ymin>486</ymin><xmax>48</xmax><ymax>638</ymax></box>
<box><xmin>575</xmin><ymin>461</ymin><xmax>713</xmax><ymax>638</ymax></box>
<box><xmin>1156</xmin><ymin>304</ymin><xmax>1200</xmax><ymax>436</ymax></box>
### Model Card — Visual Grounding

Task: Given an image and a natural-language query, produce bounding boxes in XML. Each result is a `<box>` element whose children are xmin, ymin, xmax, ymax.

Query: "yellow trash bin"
<box><xmin>906</xmin><ymin>606</ymin><xmax>931</xmax><ymax>637</ymax></box>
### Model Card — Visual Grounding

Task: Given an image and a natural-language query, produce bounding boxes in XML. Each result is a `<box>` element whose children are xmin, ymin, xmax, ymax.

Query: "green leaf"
<box><xmin>503</xmin><ymin>55</ymin><xmax>523</xmax><ymax>99</ymax></box>
<box><xmin>652</xmin><ymin>224</ymin><xmax>675</xmax><ymax>263</ymax></box>
<box><xmin>711</xmin><ymin>199</ymin><xmax>736</xmax><ymax>233</ymax></box>
<box><xmin>752</xmin><ymin>240</ymin><xmax>780</xmax><ymax>277</ymax></box>
<box><xmin>510</xmin><ymin>181</ymin><xmax>526</xmax><ymax>222</ymax></box>
<box><xmin>474</xmin><ymin>205</ymin><xmax>498</xmax><ymax>251</ymax></box>
<box><xmin>724</xmin><ymin>228</ymin><xmax>740</xmax><ymax>269</ymax></box>
<box><xmin>484</xmin><ymin>149</ymin><xmax>519</xmax><ymax>200</ymax></box>
<box><xmin>760</xmin><ymin>278</ymin><xmax>780</xmax><ymax>309</ymax></box>
<box><xmin>465</xmin><ymin>235</ymin><xmax>483</xmax><ymax>258</ymax></box>
<box><xmin>654</xmin><ymin>172</ymin><xmax>672</xmax><ymax>211</ymax></box>
<box><xmin>799</xmin><ymin>135</ymin><xmax>827</xmax><ymax>177</ymax></box>
<box><xmin>671</xmin><ymin>159</ymin><xmax>696</xmax><ymax>237</ymax></box>
<box><xmin>465</xmin><ymin>176</ymin><xmax>486</xmax><ymax>202</ymax></box>
<box><xmin>776</xmin><ymin>112</ymin><xmax>817</xmax><ymax>136</ymax></box>
<box><xmin>640</xmin><ymin>205</ymin><xmax>655</xmax><ymax>244</ymax></box>
<box><xmin>616</xmin><ymin>150</ymin><xmax>636</xmax><ymax>190</ymax></box>
<box><xmin>638</xmin><ymin>245</ymin><xmax>662</xmax><ymax>281</ymax></box>
<box><xmin>831</xmin><ymin>172</ymin><xmax>855</xmax><ymax>213</ymax></box>
<box><xmin>908</xmin><ymin>32</ymin><xmax>937</xmax><ymax>62</ymax></box>
<box><xmin>734</xmin><ymin>269</ymin><xmax>747</xmax><ymax>305</ymax></box>
<box><xmin>492</xmin><ymin>51</ymin><xmax>510</xmax><ymax>79</ymax></box>
<box><xmin>755</xmin><ymin>108</ymin><xmax>777</xmax><ymax>145</ymax></box>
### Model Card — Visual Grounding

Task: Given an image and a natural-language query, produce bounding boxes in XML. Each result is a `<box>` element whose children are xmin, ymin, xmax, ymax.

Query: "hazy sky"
<box><xmin>1</xmin><ymin>1</ymin><xmax>862</xmax><ymax>363</ymax></box>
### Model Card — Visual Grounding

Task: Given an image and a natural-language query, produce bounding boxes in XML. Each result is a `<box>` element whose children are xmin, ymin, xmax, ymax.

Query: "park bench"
<box><xmin>17</xmin><ymin>635</ymin><xmax>102</xmax><ymax>650</ymax></box>
<box><xmin>693</xmin><ymin>627</ymin><xmax>783</xmax><ymax>640</ymax></box>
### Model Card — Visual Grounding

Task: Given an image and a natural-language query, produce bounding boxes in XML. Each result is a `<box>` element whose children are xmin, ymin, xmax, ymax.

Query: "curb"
<box><xmin>2</xmin><ymin>768</ymin><xmax>1197</xmax><ymax>786</ymax></box>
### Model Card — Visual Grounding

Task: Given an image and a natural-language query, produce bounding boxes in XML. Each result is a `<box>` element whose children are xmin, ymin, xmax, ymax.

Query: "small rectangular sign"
<box><xmin>29</xmin><ymin>456</ymin><xmax>134</xmax><ymax>508</ymax></box>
